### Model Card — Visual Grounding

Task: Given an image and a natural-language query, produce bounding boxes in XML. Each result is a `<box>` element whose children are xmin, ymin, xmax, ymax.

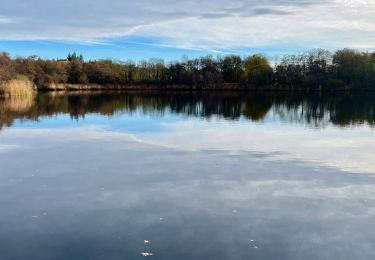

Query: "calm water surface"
<box><xmin>0</xmin><ymin>92</ymin><xmax>375</xmax><ymax>260</ymax></box>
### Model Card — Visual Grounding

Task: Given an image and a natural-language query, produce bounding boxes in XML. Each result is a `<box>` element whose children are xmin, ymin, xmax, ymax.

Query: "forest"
<box><xmin>1</xmin><ymin>48</ymin><xmax>375</xmax><ymax>91</ymax></box>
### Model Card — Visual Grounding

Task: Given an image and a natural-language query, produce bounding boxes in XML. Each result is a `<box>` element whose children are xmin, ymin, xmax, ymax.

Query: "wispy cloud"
<box><xmin>0</xmin><ymin>16</ymin><xmax>20</xmax><ymax>24</ymax></box>
<box><xmin>0</xmin><ymin>0</ymin><xmax>374</xmax><ymax>51</ymax></box>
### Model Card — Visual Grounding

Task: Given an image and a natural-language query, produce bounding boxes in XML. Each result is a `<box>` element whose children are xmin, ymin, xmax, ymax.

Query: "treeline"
<box><xmin>1</xmin><ymin>49</ymin><xmax>375</xmax><ymax>90</ymax></box>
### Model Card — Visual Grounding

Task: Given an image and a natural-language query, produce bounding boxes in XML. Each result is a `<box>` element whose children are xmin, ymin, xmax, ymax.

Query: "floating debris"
<box><xmin>254</xmin><ymin>246</ymin><xmax>259</xmax><ymax>249</ymax></box>
<box><xmin>144</xmin><ymin>240</ymin><xmax>150</xmax><ymax>244</ymax></box>
<box><xmin>31</xmin><ymin>215</ymin><xmax>38</xmax><ymax>218</ymax></box>
<box><xmin>159</xmin><ymin>218</ymin><xmax>164</xmax><ymax>221</ymax></box>
<box><xmin>141</xmin><ymin>252</ymin><xmax>153</xmax><ymax>257</ymax></box>
<box><xmin>250</xmin><ymin>240</ymin><xmax>254</xmax><ymax>242</ymax></box>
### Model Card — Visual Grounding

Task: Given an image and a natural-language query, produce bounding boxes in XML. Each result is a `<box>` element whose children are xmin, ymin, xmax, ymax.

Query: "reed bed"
<box><xmin>47</xmin><ymin>83</ymin><xmax>106</xmax><ymax>91</ymax></box>
<box><xmin>0</xmin><ymin>79</ymin><xmax>36</xmax><ymax>97</ymax></box>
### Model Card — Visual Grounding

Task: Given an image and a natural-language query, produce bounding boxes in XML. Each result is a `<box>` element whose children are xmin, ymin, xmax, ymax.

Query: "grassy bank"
<box><xmin>0</xmin><ymin>81</ymin><xmax>369</xmax><ymax>95</ymax></box>
<box><xmin>38</xmin><ymin>83</ymin><xmax>362</xmax><ymax>92</ymax></box>
<box><xmin>41</xmin><ymin>83</ymin><xmax>243</xmax><ymax>91</ymax></box>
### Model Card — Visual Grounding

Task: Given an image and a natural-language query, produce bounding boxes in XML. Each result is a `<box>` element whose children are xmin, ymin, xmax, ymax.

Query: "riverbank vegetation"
<box><xmin>0</xmin><ymin>78</ymin><xmax>36</xmax><ymax>97</ymax></box>
<box><xmin>1</xmin><ymin>49</ymin><xmax>375</xmax><ymax>91</ymax></box>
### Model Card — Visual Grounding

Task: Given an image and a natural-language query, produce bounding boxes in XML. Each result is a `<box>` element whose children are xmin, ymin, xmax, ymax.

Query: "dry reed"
<box><xmin>0</xmin><ymin>79</ymin><xmax>36</xmax><ymax>97</ymax></box>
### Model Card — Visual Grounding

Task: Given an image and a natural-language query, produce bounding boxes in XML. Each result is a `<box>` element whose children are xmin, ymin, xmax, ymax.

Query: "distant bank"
<box><xmin>1</xmin><ymin>48</ymin><xmax>375</xmax><ymax>96</ymax></box>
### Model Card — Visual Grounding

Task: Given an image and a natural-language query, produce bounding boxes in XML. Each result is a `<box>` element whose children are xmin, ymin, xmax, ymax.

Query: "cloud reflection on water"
<box><xmin>0</xmin><ymin>125</ymin><xmax>375</xmax><ymax>260</ymax></box>
<box><xmin>2</xmin><ymin>117</ymin><xmax>375</xmax><ymax>174</ymax></box>
<box><xmin>135</xmin><ymin>120</ymin><xmax>375</xmax><ymax>174</ymax></box>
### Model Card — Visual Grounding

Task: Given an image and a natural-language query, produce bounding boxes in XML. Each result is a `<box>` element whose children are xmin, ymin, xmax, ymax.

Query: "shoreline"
<box><xmin>2</xmin><ymin>81</ymin><xmax>375</xmax><ymax>98</ymax></box>
<box><xmin>37</xmin><ymin>84</ymin><xmax>375</xmax><ymax>93</ymax></box>
<box><xmin>36</xmin><ymin>82</ymin><xmax>375</xmax><ymax>92</ymax></box>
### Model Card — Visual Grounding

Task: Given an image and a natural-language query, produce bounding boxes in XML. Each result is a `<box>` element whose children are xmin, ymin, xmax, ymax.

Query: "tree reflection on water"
<box><xmin>1</xmin><ymin>91</ymin><xmax>375</xmax><ymax>130</ymax></box>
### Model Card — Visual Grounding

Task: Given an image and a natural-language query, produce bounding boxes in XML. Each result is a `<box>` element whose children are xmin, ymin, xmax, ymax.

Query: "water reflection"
<box><xmin>0</xmin><ymin>128</ymin><xmax>375</xmax><ymax>260</ymax></box>
<box><xmin>1</xmin><ymin>91</ymin><xmax>375</xmax><ymax>130</ymax></box>
<box><xmin>1</xmin><ymin>91</ymin><xmax>375</xmax><ymax>260</ymax></box>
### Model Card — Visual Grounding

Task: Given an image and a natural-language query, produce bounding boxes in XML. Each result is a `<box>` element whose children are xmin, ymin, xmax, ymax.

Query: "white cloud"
<box><xmin>0</xmin><ymin>0</ymin><xmax>374</xmax><ymax>50</ymax></box>
<box><xmin>0</xmin><ymin>16</ymin><xmax>19</xmax><ymax>24</ymax></box>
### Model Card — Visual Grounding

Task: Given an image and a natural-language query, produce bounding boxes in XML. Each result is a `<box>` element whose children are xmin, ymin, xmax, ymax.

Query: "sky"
<box><xmin>0</xmin><ymin>0</ymin><xmax>374</xmax><ymax>61</ymax></box>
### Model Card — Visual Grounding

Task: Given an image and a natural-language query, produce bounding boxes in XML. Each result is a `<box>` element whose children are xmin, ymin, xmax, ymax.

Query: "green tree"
<box><xmin>243</xmin><ymin>55</ymin><xmax>273</xmax><ymax>87</ymax></box>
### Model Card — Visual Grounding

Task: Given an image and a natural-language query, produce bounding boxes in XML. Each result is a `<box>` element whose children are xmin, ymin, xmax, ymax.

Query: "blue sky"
<box><xmin>0</xmin><ymin>38</ymin><xmax>311</xmax><ymax>62</ymax></box>
<box><xmin>0</xmin><ymin>0</ymin><xmax>374</xmax><ymax>61</ymax></box>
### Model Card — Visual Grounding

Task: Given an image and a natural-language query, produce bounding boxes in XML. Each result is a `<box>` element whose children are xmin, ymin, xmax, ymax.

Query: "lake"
<box><xmin>0</xmin><ymin>91</ymin><xmax>374</xmax><ymax>260</ymax></box>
